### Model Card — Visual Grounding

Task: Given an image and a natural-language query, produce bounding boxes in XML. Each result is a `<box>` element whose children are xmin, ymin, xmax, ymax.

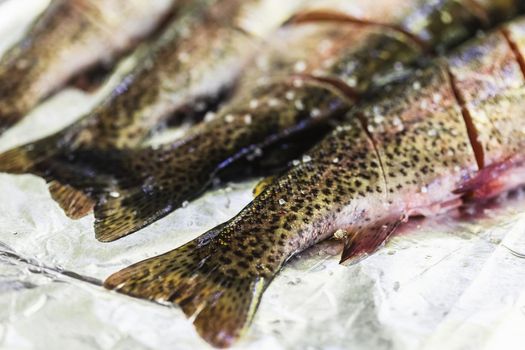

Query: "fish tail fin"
<box><xmin>48</xmin><ymin>180</ymin><xmax>96</xmax><ymax>219</ymax></box>
<box><xmin>105</xmin><ymin>232</ymin><xmax>266</xmax><ymax>348</ymax></box>
<box><xmin>94</xmin><ymin>187</ymin><xmax>174</xmax><ymax>242</ymax></box>
<box><xmin>340</xmin><ymin>218</ymin><xmax>403</xmax><ymax>265</ymax></box>
<box><xmin>0</xmin><ymin>133</ymin><xmax>62</xmax><ymax>174</ymax></box>
<box><xmin>94</xmin><ymin>147</ymin><xmax>214</xmax><ymax>242</ymax></box>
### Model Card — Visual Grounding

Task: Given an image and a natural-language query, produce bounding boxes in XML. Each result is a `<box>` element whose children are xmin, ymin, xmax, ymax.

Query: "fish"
<box><xmin>104</xmin><ymin>16</ymin><xmax>525</xmax><ymax>348</ymax></box>
<box><xmin>0</xmin><ymin>0</ymin><xmax>178</xmax><ymax>134</ymax></box>
<box><xmin>0</xmin><ymin>0</ymin><xmax>310</xmax><ymax>219</ymax></box>
<box><xmin>76</xmin><ymin>0</ymin><xmax>524</xmax><ymax>242</ymax></box>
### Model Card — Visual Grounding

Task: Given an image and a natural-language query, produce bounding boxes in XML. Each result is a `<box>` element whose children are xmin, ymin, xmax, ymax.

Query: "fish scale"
<box><xmin>106</xmin><ymin>15</ymin><xmax>525</xmax><ymax>348</ymax></box>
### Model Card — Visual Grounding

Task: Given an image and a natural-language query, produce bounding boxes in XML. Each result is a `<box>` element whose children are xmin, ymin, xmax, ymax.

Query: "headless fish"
<box><xmin>0</xmin><ymin>0</ymin><xmax>178</xmax><ymax>134</ymax></box>
<box><xmin>104</xmin><ymin>16</ymin><xmax>525</xmax><ymax>347</ymax></box>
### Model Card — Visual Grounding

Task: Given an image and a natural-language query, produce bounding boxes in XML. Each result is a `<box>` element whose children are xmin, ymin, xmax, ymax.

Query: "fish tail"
<box><xmin>0</xmin><ymin>133</ymin><xmax>62</xmax><ymax>174</ymax></box>
<box><xmin>94</xmin><ymin>186</ymin><xmax>174</xmax><ymax>242</ymax></box>
<box><xmin>105</xmin><ymin>232</ymin><xmax>266</xmax><ymax>348</ymax></box>
<box><xmin>93</xmin><ymin>147</ymin><xmax>214</xmax><ymax>242</ymax></box>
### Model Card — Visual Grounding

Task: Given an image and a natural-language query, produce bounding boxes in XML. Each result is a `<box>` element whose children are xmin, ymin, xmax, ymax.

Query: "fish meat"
<box><xmin>0</xmin><ymin>0</ymin><xmax>310</xmax><ymax>219</ymax></box>
<box><xmin>104</xmin><ymin>16</ymin><xmax>525</xmax><ymax>348</ymax></box>
<box><xmin>0</xmin><ymin>0</ymin><xmax>178</xmax><ymax>134</ymax></box>
<box><xmin>66</xmin><ymin>0</ymin><xmax>522</xmax><ymax>242</ymax></box>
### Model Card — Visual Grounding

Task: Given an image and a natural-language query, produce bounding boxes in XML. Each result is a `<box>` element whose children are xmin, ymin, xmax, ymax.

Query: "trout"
<box><xmin>74</xmin><ymin>0</ymin><xmax>523</xmax><ymax>241</ymax></box>
<box><xmin>105</xmin><ymin>16</ymin><xmax>525</xmax><ymax>347</ymax></box>
<box><xmin>0</xmin><ymin>0</ymin><xmax>310</xmax><ymax>219</ymax></box>
<box><xmin>0</xmin><ymin>0</ymin><xmax>178</xmax><ymax>134</ymax></box>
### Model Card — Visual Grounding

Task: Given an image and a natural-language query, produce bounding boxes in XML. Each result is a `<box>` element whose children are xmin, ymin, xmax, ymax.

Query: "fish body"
<box><xmin>65</xmin><ymin>0</ymin><xmax>311</xmax><ymax>151</ymax></box>
<box><xmin>1</xmin><ymin>0</ymin><xmax>309</xmax><ymax>150</ymax></box>
<box><xmin>0</xmin><ymin>0</ymin><xmax>312</xmax><ymax>218</ymax></box>
<box><xmin>86</xmin><ymin>0</ymin><xmax>524</xmax><ymax>241</ymax></box>
<box><xmin>105</xmin><ymin>16</ymin><xmax>525</xmax><ymax>348</ymax></box>
<box><xmin>0</xmin><ymin>0</ymin><xmax>177</xmax><ymax>134</ymax></box>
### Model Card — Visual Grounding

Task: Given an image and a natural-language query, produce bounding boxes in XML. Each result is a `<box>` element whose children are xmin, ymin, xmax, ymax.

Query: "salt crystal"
<box><xmin>178</xmin><ymin>51</ymin><xmax>190</xmax><ymax>63</ymax></box>
<box><xmin>310</xmin><ymin>108</ymin><xmax>321</xmax><ymax>118</ymax></box>
<box><xmin>268</xmin><ymin>98</ymin><xmax>280</xmax><ymax>107</ymax></box>
<box><xmin>294</xmin><ymin>60</ymin><xmax>307</xmax><ymax>73</ymax></box>
<box><xmin>347</xmin><ymin>76</ymin><xmax>358</xmax><ymax>88</ymax></box>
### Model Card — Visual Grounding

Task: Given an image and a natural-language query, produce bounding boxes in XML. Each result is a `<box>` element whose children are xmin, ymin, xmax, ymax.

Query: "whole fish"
<box><xmin>0</xmin><ymin>0</ymin><xmax>178</xmax><ymax>134</ymax></box>
<box><xmin>0</xmin><ymin>0</ymin><xmax>310</xmax><ymax>219</ymax></box>
<box><xmin>105</xmin><ymin>17</ymin><xmax>525</xmax><ymax>348</ymax></box>
<box><xmin>78</xmin><ymin>0</ymin><xmax>522</xmax><ymax>242</ymax></box>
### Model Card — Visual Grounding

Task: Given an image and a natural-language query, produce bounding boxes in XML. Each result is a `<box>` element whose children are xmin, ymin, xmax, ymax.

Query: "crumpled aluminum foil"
<box><xmin>1</xmin><ymin>1</ymin><xmax>525</xmax><ymax>349</ymax></box>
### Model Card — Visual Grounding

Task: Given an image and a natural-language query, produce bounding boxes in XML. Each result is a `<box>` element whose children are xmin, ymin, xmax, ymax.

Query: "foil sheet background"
<box><xmin>1</xmin><ymin>1</ymin><xmax>525</xmax><ymax>349</ymax></box>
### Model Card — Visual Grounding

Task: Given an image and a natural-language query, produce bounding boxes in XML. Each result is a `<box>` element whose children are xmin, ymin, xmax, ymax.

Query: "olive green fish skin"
<box><xmin>0</xmin><ymin>0</ymin><xmax>177</xmax><ymax>134</ymax></box>
<box><xmin>106</xmin><ymin>15</ymin><xmax>525</xmax><ymax>348</ymax></box>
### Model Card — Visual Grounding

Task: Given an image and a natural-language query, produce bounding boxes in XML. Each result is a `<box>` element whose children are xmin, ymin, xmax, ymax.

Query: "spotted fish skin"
<box><xmin>0</xmin><ymin>0</ymin><xmax>177</xmax><ymax>134</ymax></box>
<box><xmin>90</xmin><ymin>79</ymin><xmax>349</xmax><ymax>241</ymax></box>
<box><xmin>0</xmin><ymin>0</ymin><xmax>311</xmax><ymax>219</ymax></box>
<box><xmin>104</xmin><ymin>12</ymin><xmax>525</xmax><ymax>350</ymax></box>
<box><xmin>88</xmin><ymin>0</ymin><xmax>525</xmax><ymax>241</ymax></box>
<box><xmin>64</xmin><ymin>0</ymin><xmax>312</xmax><ymax>151</ymax></box>
<box><xmin>0</xmin><ymin>0</ymin><xmax>308</xmax><ymax>151</ymax></box>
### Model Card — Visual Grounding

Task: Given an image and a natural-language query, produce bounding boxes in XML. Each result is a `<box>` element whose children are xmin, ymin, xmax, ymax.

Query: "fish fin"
<box><xmin>93</xmin><ymin>146</ymin><xmax>215</xmax><ymax>242</ymax></box>
<box><xmin>0</xmin><ymin>133</ymin><xmax>62</xmax><ymax>174</ymax></box>
<box><xmin>93</xmin><ymin>187</ymin><xmax>175</xmax><ymax>242</ymax></box>
<box><xmin>104</xmin><ymin>233</ymin><xmax>266</xmax><ymax>348</ymax></box>
<box><xmin>253</xmin><ymin>176</ymin><xmax>276</xmax><ymax>198</ymax></box>
<box><xmin>340</xmin><ymin>219</ymin><xmax>402</xmax><ymax>265</ymax></box>
<box><xmin>48</xmin><ymin>180</ymin><xmax>95</xmax><ymax>219</ymax></box>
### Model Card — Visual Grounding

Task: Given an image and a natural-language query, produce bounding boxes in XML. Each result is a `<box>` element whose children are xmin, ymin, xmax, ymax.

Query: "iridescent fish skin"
<box><xmin>87</xmin><ymin>0</ymin><xmax>524</xmax><ymax>241</ymax></box>
<box><xmin>105</xmin><ymin>17</ymin><xmax>525</xmax><ymax>348</ymax></box>
<box><xmin>0</xmin><ymin>0</ymin><xmax>177</xmax><ymax>134</ymax></box>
